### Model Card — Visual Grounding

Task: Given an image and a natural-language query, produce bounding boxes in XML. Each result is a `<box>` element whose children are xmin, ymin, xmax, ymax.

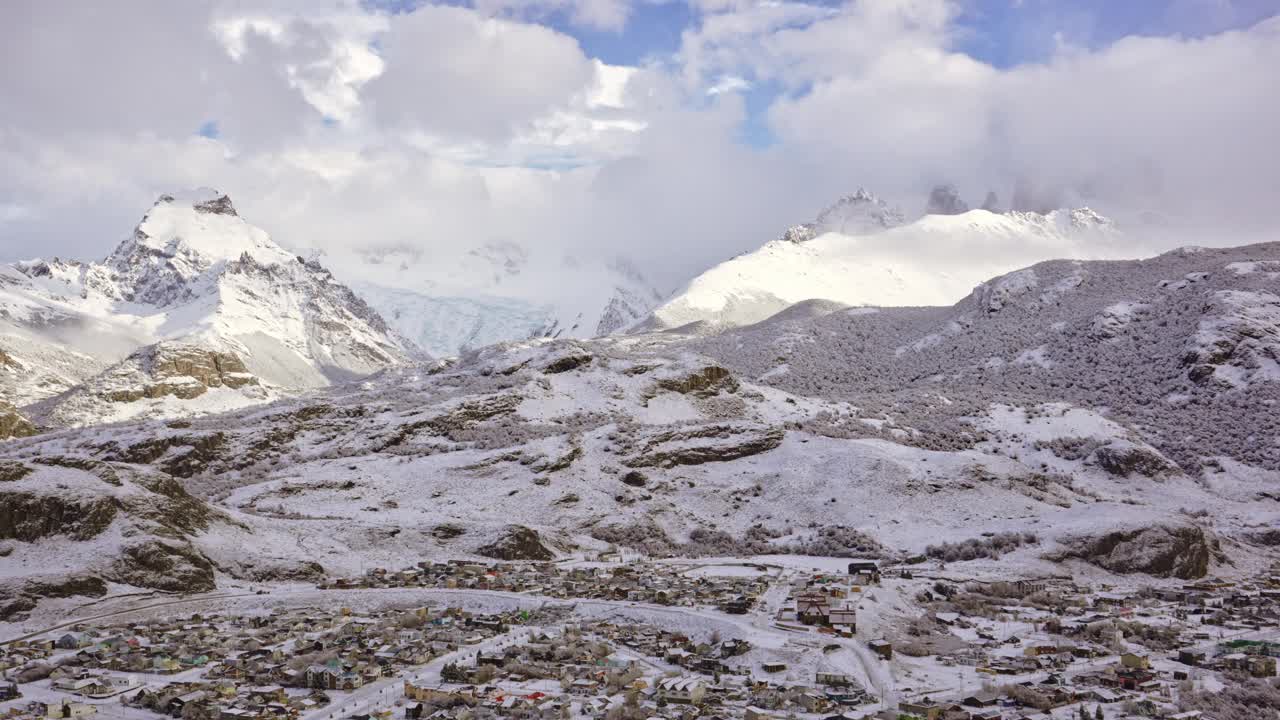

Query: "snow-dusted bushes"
<box><xmin>1179</xmin><ymin>674</ymin><xmax>1280</xmax><ymax>718</ymax></box>
<box><xmin>925</xmin><ymin>532</ymin><xmax>1038</xmax><ymax>562</ymax></box>
<box><xmin>781</xmin><ymin>525</ymin><xmax>886</xmax><ymax>558</ymax></box>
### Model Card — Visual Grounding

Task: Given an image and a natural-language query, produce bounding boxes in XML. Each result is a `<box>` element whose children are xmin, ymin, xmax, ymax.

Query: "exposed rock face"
<box><xmin>0</xmin><ymin>492</ymin><xmax>119</xmax><ymax>542</ymax></box>
<box><xmin>1049</xmin><ymin>524</ymin><xmax>1221</xmax><ymax>579</ymax></box>
<box><xmin>105</xmin><ymin>432</ymin><xmax>230</xmax><ymax>478</ymax></box>
<box><xmin>431</xmin><ymin>523</ymin><xmax>466</xmax><ymax>540</ymax></box>
<box><xmin>0</xmin><ymin>460</ymin><xmax>232</xmax><ymax>613</ymax></box>
<box><xmin>193</xmin><ymin>193</ymin><xmax>237</xmax><ymax>216</ymax></box>
<box><xmin>1182</xmin><ymin>289</ymin><xmax>1280</xmax><ymax>387</ymax></box>
<box><xmin>654</xmin><ymin>365</ymin><xmax>738</xmax><ymax>397</ymax></box>
<box><xmin>106</xmin><ymin>344</ymin><xmax>259</xmax><ymax>403</ymax></box>
<box><xmin>925</xmin><ymin>184</ymin><xmax>969</xmax><ymax>215</ymax></box>
<box><xmin>970</xmin><ymin>268</ymin><xmax>1039</xmax><ymax>314</ymax></box>
<box><xmin>543</xmin><ymin>353</ymin><xmax>592</xmax><ymax>374</ymax></box>
<box><xmin>477</xmin><ymin>525</ymin><xmax>557</xmax><ymax>561</ymax></box>
<box><xmin>0</xmin><ymin>575</ymin><xmax>109</xmax><ymax>621</ymax></box>
<box><xmin>109</xmin><ymin>540</ymin><xmax>217</xmax><ymax>593</ymax></box>
<box><xmin>0</xmin><ymin>460</ymin><xmax>32</xmax><ymax>482</ymax></box>
<box><xmin>1092</xmin><ymin>442</ymin><xmax>1179</xmax><ymax>478</ymax></box>
<box><xmin>624</xmin><ymin>423</ymin><xmax>784</xmax><ymax>468</ymax></box>
<box><xmin>249</xmin><ymin>561</ymin><xmax>325</xmax><ymax>583</ymax></box>
<box><xmin>0</xmin><ymin>400</ymin><xmax>36</xmax><ymax>438</ymax></box>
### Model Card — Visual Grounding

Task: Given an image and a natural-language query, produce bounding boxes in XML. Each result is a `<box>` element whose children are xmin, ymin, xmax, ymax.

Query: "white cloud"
<box><xmin>364</xmin><ymin>5</ymin><xmax>598</xmax><ymax>140</ymax></box>
<box><xmin>0</xmin><ymin>0</ymin><xmax>1277</xmax><ymax>299</ymax></box>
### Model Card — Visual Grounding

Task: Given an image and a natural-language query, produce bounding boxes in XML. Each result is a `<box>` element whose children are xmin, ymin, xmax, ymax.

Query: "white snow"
<box><xmin>649</xmin><ymin>208</ymin><xmax>1123</xmax><ymax>330</ymax></box>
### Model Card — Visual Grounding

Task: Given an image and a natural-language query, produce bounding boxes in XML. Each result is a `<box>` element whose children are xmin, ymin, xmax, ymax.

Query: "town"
<box><xmin>4</xmin><ymin>557</ymin><xmax>1280</xmax><ymax>720</ymax></box>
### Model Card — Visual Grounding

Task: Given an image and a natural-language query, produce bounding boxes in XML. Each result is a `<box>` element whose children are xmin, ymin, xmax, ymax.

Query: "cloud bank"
<box><xmin>0</xmin><ymin>0</ymin><xmax>1276</xmax><ymax>295</ymax></box>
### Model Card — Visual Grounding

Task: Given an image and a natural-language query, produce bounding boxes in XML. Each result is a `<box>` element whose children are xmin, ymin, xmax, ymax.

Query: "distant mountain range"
<box><xmin>0</xmin><ymin>186</ymin><xmax>1145</xmax><ymax>432</ymax></box>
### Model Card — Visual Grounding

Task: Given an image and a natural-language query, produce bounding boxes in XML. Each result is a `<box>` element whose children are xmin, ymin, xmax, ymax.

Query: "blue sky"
<box><xmin>952</xmin><ymin>0</ymin><xmax>1280</xmax><ymax>67</ymax></box>
<box><xmin>368</xmin><ymin>0</ymin><xmax>1280</xmax><ymax>67</ymax></box>
<box><xmin>458</xmin><ymin>0</ymin><xmax>1280</xmax><ymax>148</ymax></box>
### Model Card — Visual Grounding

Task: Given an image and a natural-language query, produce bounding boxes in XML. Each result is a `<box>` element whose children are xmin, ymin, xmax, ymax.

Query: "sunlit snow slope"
<box><xmin>646</xmin><ymin>207</ymin><xmax>1122</xmax><ymax>330</ymax></box>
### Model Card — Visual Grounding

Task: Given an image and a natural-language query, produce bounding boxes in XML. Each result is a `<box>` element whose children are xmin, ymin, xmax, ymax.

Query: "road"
<box><xmin>1</xmin><ymin>592</ymin><xmax>259</xmax><ymax>647</ymax></box>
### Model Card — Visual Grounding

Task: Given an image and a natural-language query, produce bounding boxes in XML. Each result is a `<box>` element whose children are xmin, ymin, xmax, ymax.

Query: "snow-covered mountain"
<box><xmin>332</xmin><ymin>241</ymin><xmax>664</xmax><ymax>357</ymax></box>
<box><xmin>644</xmin><ymin>196</ymin><xmax>1121</xmax><ymax>331</ymax></box>
<box><xmin>0</xmin><ymin>189</ymin><xmax>413</xmax><ymax>429</ymax></box>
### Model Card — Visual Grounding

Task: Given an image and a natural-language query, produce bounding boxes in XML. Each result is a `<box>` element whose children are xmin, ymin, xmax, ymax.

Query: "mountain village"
<box><xmin>4</xmin><ymin>556</ymin><xmax>1280</xmax><ymax>720</ymax></box>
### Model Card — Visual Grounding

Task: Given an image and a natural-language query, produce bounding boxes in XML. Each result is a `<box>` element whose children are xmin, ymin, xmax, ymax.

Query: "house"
<box><xmin>305</xmin><ymin>665</ymin><xmax>340</xmax><ymax>690</ymax></box>
<box><xmin>656</xmin><ymin>677</ymin><xmax>705</xmax><ymax>705</ymax></box>
<box><xmin>336</xmin><ymin>672</ymin><xmax>363</xmax><ymax>691</ymax></box>
<box><xmin>898</xmin><ymin>699</ymin><xmax>942</xmax><ymax>720</ymax></box>
<box><xmin>796</xmin><ymin>593</ymin><xmax>830</xmax><ymax>625</ymax></box>
<box><xmin>960</xmin><ymin>691</ymin><xmax>999</xmax><ymax>708</ymax></box>
<box><xmin>1178</xmin><ymin>648</ymin><xmax>1207</xmax><ymax>666</ymax></box>
<box><xmin>57</xmin><ymin>633</ymin><xmax>93</xmax><ymax>650</ymax></box>
<box><xmin>1251</xmin><ymin>655</ymin><xmax>1279</xmax><ymax>677</ymax></box>
<box><xmin>869</xmin><ymin>640</ymin><xmax>893</xmax><ymax>660</ymax></box>
<box><xmin>44</xmin><ymin>702</ymin><xmax>98</xmax><ymax>719</ymax></box>
<box><xmin>1120</xmin><ymin>652</ymin><xmax>1151</xmax><ymax>670</ymax></box>
<box><xmin>1081</xmin><ymin>687</ymin><xmax>1122</xmax><ymax>704</ymax></box>
<box><xmin>815</xmin><ymin>672</ymin><xmax>853</xmax><ymax>688</ymax></box>
<box><xmin>828</xmin><ymin>607</ymin><xmax>856</xmax><ymax>632</ymax></box>
<box><xmin>846</xmin><ymin>560</ymin><xmax>880</xmax><ymax>585</ymax></box>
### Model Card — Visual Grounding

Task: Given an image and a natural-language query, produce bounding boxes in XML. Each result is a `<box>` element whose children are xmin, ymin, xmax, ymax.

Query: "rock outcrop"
<box><xmin>0</xmin><ymin>400</ymin><xmax>36</xmax><ymax>439</ymax></box>
<box><xmin>108</xmin><ymin>540</ymin><xmax>217</xmax><ymax>593</ymax></box>
<box><xmin>624</xmin><ymin>423</ymin><xmax>784</xmax><ymax>468</ymax></box>
<box><xmin>106</xmin><ymin>344</ymin><xmax>259</xmax><ymax>403</ymax></box>
<box><xmin>653</xmin><ymin>364</ymin><xmax>738</xmax><ymax>397</ymax></box>
<box><xmin>0</xmin><ymin>491</ymin><xmax>119</xmax><ymax>542</ymax></box>
<box><xmin>1049</xmin><ymin>524</ymin><xmax>1222</xmax><ymax>579</ymax></box>
<box><xmin>1091</xmin><ymin>441</ymin><xmax>1179</xmax><ymax>478</ymax></box>
<box><xmin>477</xmin><ymin>525</ymin><xmax>558</xmax><ymax>561</ymax></box>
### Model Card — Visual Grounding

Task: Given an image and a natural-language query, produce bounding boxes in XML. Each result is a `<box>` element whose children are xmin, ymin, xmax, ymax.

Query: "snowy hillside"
<box><xmin>645</xmin><ymin>204</ymin><xmax>1121</xmax><ymax>331</ymax></box>
<box><xmin>4</xmin><ymin>241</ymin><xmax>1280</xmax><ymax>617</ymax></box>
<box><xmin>0</xmin><ymin>190</ymin><xmax>413</xmax><ymax>429</ymax></box>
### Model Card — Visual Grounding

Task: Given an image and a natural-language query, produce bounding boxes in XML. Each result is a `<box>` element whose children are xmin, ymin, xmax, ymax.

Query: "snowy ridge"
<box><xmin>645</xmin><ymin>205</ymin><xmax>1122</xmax><ymax>331</ymax></box>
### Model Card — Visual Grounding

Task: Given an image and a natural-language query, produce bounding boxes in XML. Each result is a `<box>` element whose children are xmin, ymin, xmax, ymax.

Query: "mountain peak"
<box><xmin>777</xmin><ymin>188</ymin><xmax>905</xmax><ymax>244</ymax></box>
<box><xmin>154</xmin><ymin>188</ymin><xmax>238</xmax><ymax>215</ymax></box>
<box><xmin>924</xmin><ymin>184</ymin><xmax>969</xmax><ymax>215</ymax></box>
<box><xmin>813</xmin><ymin>188</ymin><xmax>905</xmax><ymax>235</ymax></box>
